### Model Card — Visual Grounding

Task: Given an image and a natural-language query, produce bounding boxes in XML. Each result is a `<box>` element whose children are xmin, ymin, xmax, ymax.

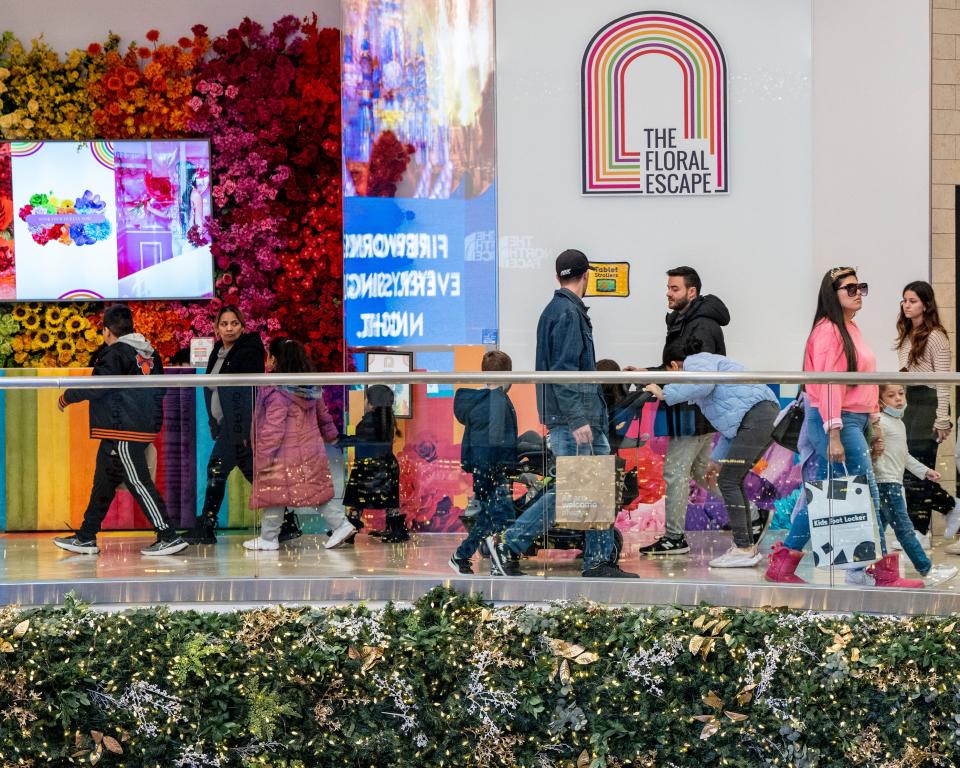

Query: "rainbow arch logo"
<box><xmin>581</xmin><ymin>11</ymin><xmax>728</xmax><ymax>196</ymax></box>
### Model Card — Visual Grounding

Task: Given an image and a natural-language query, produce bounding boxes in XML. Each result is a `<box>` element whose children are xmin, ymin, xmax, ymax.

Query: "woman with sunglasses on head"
<box><xmin>896</xmin><ymin>281</ymin><xmax>960</xmax><ymax>553</ymax></box>
<box><xmin>766</xmin><ymin>268</ymin><xmax>903</xmax><ymax>586</ymax></box>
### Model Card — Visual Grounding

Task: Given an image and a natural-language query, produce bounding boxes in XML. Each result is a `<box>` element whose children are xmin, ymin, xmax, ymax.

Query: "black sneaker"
<box><xmin>278</xmin><ymin>511</ymin><xmax>303</xmax><ymax>543</ymax></box>
<box><xmin>448</xmin><ymin>556</ymin><xmax>474</xmax><ymax>575</ymax></box>
<box><xmin>638</xmin><ymin>535</ymin><xmax>689</xmax><ymax>556</ymax></box>
<box><xmin>183</xmin><ymin>518</ymin><xmax>216</xmax><ymax>545</ymax></box>
<box><xmin>485</xmin><ymin>535</ymin><xmax>524</xmax><ymax>576</ymax></box>
<box><xmin>141</xmin><ymin>536</ymin><xmax>189</xmax><ymax>556</ymax></box>
<box><xmin>751</xmin><ymin>507</ymin><xmax>770</xmax><ymax>545</ymax></box>
<box><xmin>583</xmin><ymin>562</ymin><xmax>640</xmax><ymax>578</ymax></box>
<box><xmin>53</xmin><ymin>535</ymin><xmax>99</xmax><ymax>555</ymax></box>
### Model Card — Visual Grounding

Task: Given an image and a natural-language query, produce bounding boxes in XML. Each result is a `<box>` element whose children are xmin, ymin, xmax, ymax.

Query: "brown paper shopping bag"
<box><xmin>554</xmin><ymin>453</ymin><xmax>617</xmax><ymax>530</ymax></box>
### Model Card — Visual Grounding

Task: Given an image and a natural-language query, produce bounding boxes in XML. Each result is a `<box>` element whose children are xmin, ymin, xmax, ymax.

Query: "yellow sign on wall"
<box><xmin>586</xmin><ymin>262</ymin><xmax>630</xmax><ymax>297</ymax></box>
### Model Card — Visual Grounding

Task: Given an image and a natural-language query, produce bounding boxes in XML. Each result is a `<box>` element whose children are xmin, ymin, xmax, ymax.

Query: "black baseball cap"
<box><xmin>555</xmin><ymin>249</ymin><xmax>594</xmax><ymax>279</ymax></box>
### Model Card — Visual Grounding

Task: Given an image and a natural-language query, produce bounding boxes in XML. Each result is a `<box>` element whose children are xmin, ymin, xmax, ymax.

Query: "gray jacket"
<box><xmin>535</xmin><ymin>288</ymin><xmax>608</xmax><ymax>432</ymax></box>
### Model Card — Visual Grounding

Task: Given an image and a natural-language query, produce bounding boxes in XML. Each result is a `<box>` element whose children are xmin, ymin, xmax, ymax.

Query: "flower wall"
<box><xmin>0</xmin><ymin>17</ymin><xmax>343</xmax><ymax>369</ymax></box>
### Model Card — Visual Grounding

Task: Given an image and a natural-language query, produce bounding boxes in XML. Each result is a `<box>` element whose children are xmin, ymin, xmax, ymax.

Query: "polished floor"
<box><xmin>3</xmin><ymin>527</ymin><xmax>960</xmax><ymax>614</ymax></box>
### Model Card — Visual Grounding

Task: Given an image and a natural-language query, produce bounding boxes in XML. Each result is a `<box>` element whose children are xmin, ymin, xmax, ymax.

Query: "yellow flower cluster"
<box><xmin>0</xmin><ymin>32</ymin><xmax>104</xmax><ymax>140</ymax></box>
<box><xmin>7</xmin><ymin>303</ymin><xmax>101</xmax><ymax>367</ymax></box>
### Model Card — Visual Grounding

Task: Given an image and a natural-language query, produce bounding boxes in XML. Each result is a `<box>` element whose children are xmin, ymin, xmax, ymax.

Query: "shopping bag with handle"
<box><xmin>806</xmin><ymin>466</ymin><xmax>881</xmax><ymax>570</ymax></box>
<box><xmin>554</xmin><ymin>446</ymin><xmax>617</xmax><ymax>530</ymax></box>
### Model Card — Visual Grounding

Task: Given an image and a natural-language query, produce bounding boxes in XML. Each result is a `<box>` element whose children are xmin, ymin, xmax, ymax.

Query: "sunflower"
<box><xmin>65</xmin><ymin>315</ymin><xmax>85</xmax><ymax>333</ymax></box>
<box><xmin>22</xmin><ymin>312</ymin><xmax>40</xmax><ymax>331</ymax></box>
<box><xmin>34</xmin><ymin>330</ymin><xmax>54</xmax><ymax>349</ymax></box>
<box><xmin>84</xmin><ymin>328</ymin><xmax>98</xmax><ymax>341</ymax></box>
<box><xmin>56</xmin><ymin>339</ymin><xmax>75</xmax><ymax>356</ymax></box>
<box><xmin>44</xmin><ymin>307</ymin><xmax>63</xmax><ymax>327</ymax></box>
<box><xmin>11</xmin><ymin>305</ymin><xmax>28</xmax><ymax>321</ymax></box>
<box><xmin>55</xmin><ymin>330</ymin><xmax>67</xmax><ymax>341</ymax></box>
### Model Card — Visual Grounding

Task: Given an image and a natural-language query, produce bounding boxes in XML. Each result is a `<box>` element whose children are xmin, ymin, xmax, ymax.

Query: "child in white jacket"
<box><xmin>873</xmin><ymin>384</ymin><xmax>956</xmax><ymax>585</ymax></box>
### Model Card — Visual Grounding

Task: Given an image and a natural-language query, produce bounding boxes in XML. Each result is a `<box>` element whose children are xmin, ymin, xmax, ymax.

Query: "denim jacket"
<box><xmin>535</xmin><ymin>288</ymin><xmax>608</xmax><ymax>432</ymax></box>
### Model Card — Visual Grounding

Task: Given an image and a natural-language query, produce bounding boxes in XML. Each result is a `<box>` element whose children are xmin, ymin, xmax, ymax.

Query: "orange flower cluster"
<box><xmin>129</xmin><ymin>302</ymin><xmax>188</xmax><ymax>362</ymax></box>
<box><xmin>89</xmin><ymin>30</ymin><xmax>209</xmax><ymax>138</ymax></box>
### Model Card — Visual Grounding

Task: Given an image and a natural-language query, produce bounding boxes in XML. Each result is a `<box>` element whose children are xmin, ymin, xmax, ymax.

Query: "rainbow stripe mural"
<box><xmin>9</xmin><ymin>141</ymin><xmax>44</xmax><ymax>158</ymax></box>
<box><xmin>581</xmin><ymin>11</ymin><xmax>728</xmax><ymax>195</ymax></box>
<box><xmin>89</xmin><ymin>140</ymin><xmax>115</xmax><ymax>170</ymax></box>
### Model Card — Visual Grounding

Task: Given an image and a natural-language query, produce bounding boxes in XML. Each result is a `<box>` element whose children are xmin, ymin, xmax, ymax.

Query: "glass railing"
<box><xmin>1</xmin><ymin>368</ymin><xmax>958</xmax><ymax>608</ymax></box>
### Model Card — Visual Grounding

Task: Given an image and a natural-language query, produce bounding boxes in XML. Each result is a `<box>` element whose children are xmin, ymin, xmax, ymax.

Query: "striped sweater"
<box><xmin>897</xmin><ymin>328</ymin><xmax>951</xmax><ymax>430</ymax></box>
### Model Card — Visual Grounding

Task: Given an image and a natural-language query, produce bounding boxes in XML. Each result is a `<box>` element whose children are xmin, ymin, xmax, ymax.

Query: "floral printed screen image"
<box><xmin>5</xmin><ymin>140</ymin><xmax>213</xmax><ymax>301</ymax></box>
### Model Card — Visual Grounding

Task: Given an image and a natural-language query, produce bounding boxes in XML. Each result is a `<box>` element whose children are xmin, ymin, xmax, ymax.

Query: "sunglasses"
<box><xmin>837</xmin><ymin>283</ymin><xmax>869</xmax><ymax>298</ymax></box>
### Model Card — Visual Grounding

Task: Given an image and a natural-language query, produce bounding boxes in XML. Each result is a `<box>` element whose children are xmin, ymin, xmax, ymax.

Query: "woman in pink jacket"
<box><xmin>244</xmin><ymin>338</ymin><xmax>339</xmax><ymax>551</ymax></box>
<box><xmin>765</xmin><ymin>266</ymin><xmax>893</xmax><ymax>585</ymax></box>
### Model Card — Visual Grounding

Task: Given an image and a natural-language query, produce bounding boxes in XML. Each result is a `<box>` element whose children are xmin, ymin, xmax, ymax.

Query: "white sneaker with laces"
<box><xmin>243</xmin><ymin>537</ymin><xmax>279</xmax><ymax>551</ymax></box>
<box><xmin>946</xmin><ymin>500</ymin><xmax>960</xmax><ymax>539</ymax></box>
<box><xmin>925</xmin><ymin>564</ymin><xmax>958</xmax><ymax>586</ymax></box>
<box><xmin>708</xmin><ymin>545</ymin><xmax>762</xmax><ymax>568</ymax></box>
<box><xmin>945</xmin><ymin>538</ymin><xmax>960</xmax><ymax>555</ymax></box>
<box><xmin>844</xmin><ymin>567</ymin><xmax>874</xmax><ymax>586</ymax></box>
<box><xmin>325</xmin><ymin>520</ymin><xmax>357</xmax><ymax>549</ymax></box>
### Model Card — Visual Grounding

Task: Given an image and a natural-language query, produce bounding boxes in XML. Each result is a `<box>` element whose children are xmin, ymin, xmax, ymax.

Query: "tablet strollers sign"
<box><xmin>581</xmin><ymin>11</ymin><xmax>728</xmax><ymax>196</ymax></box>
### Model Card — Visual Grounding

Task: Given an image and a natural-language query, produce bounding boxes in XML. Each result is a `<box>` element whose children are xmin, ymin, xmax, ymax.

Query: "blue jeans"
<box><xmin>878</xmin><ymin>482</ymin><xmax>931</xmax><ymax>575</ymax></box>
<box><xmin>455</xmin><ymin>468</ymin><xmax>515</xmax><ymax>560</ymax></box>
<box><xmin>784</xmin><ymin>408</ymin><xmax>883</xmax><ymax>555</ymax></box>
<box><xmin>504</xmin><ymin>426</ymin><xmax>615</xmax><ymax>572</ymax></box>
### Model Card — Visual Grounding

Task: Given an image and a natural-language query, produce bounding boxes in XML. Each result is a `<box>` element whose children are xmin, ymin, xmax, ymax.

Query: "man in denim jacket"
<box><xmin>487</xmin><ymin>249</ymin><xmax>637</xmax><ymax>578</ymax></box>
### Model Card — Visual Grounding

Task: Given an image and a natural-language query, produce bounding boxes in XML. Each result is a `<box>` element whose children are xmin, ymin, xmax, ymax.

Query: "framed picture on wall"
<box><xmin>365</xmin><ymin>351</ymin><xmax>414</xmax><ymax>419</ymax></box>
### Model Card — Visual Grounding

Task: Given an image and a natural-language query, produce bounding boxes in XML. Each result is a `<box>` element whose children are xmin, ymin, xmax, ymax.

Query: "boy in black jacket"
<box><xmin>449</xmin><ymin>351</ymin><xmax>518</xmax><ymax>574</ymax></box>
<box><xmin>54</xmin><ymin>304</ymin><xmax>188</xmax><ymax>556</ymax></box>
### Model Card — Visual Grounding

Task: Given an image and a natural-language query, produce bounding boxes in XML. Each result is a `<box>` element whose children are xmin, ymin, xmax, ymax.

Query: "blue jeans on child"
<box><xmin>503</xmin><ymin>426</ymin><xmax>616</xmax><ymax>572</ymax></box>
<box><xmin>784</xmin><ymin>408</ymin><xmax>884</xmax><ymax>556</ymax></box>
<box><xmin>877</xmin><ymin>482</ymin><xmax>931</xmax><ymax>575</ymax></box>
<box><xmin>455</xmin><ymin>468</ymin><xmax>515</xmax><ymax>560</ymax></box>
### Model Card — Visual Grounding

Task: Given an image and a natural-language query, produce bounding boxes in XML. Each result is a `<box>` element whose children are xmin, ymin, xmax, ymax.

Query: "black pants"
<box><xmin>200</xmin><ymin>432</ymin><xmax>253</xmax><ymax>521</ymax></box>
<box><xmin>78</xmin><ymin>440</ymin><xmax>174</xmax><ymax>541</ymax></box>
<box><xmin>717</xmin><ymin>401</ymin><xmax>778</xmax><ymax>548</ymax></box>
<box><xmin>903</xmin><ymin>385</ymin><xmax>954</xmax><ymax>534</ymax></box>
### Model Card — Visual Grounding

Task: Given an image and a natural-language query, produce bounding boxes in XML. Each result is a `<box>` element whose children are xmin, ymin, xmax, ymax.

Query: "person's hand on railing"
<box><xmin>643</xmin><ymin>383</ymin><xmax>664</xmax><ymax>400</ymax></box>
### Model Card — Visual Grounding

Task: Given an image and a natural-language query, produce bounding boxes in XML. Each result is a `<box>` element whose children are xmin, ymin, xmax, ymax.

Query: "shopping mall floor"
<box><xmin>3</xmin><ymin>527</ymin><xmax>960</xmax><ymax>614</ymax></box>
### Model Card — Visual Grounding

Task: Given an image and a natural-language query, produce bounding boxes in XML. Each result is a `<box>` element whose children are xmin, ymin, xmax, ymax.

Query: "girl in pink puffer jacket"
<box><xmin>244</xmin><ymin>337</ymin><xmax>339</xmax><ymax>551</ymax></box>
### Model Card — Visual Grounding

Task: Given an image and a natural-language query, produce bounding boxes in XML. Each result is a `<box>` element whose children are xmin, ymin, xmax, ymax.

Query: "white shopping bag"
<box><xmin>806</xmin><ymin>470</ymin><xmax>882</xmax><ymax>570</ymax></box>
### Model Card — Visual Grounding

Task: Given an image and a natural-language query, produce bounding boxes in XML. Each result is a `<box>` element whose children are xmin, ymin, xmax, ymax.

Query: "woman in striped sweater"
<box><xmin>896</xmin><ymin>281</ymin><xmax>960</xmax><ymax>552</ymax></box>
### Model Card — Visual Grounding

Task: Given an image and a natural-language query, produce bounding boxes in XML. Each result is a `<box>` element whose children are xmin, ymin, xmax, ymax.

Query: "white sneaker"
<box><xmin>243</xmin><ymin>537</ymin><xmax>279</xmax><ymax>551</ymax></box>
<box><xmin>945</xmin><ymin>538</ymin><xmax>960</xmax><ymax>555</ymax></box>
<box><xmin>324</xmin><ymin>520</ymin><xmax>357</xmax><ymax>549</ymax></box>
<box><xmin>709</xmin><ymin>545</ymin><xmax>762</xmax><ymax>568</ymax></box>
<box><xmin>946</xmin><ymin>500</ymin><xmax>960</xmax><ymax>539</ymax></box>
<box><xmin>925</xmin><ymin>564</ymin><xmax>958</xmax><ymax>586</ymax></box>
<box><xmin>844</xmin><ymin>567</ymin><xmax>874</xmax><ymax>586</ymax></box>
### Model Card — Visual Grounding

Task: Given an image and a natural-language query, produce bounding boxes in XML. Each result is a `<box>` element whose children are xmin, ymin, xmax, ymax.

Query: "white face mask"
<box><xmin>883</xmin><ymin>404</ymin><xmax>907</xmax><ymax>419</ymax></box>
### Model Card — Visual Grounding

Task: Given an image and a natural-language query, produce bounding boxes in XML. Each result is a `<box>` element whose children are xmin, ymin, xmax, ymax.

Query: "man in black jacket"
<box><xmin>487</xmin><ymin>249</ymin><xmax>637</xmax><ymax>578</ymax></box>
<box><xmin>54</xmin><ymin>304</ymin><xmax>187</xmax><ymax>556</ymax></box>
<box><xmin>639</xmin><ymin>266</ymin><xmax>729</xmax><ymax>556</ymax></box>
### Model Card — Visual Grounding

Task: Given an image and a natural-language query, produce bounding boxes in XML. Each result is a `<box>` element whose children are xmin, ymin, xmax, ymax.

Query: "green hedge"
<box><xmin>0</xmin><ymin>588</ymin><xmax>958</xmax><ymax>767</ymax></box>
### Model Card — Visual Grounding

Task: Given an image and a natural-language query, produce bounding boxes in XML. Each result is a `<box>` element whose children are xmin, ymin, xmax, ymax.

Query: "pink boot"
<box><xmin>868</xmin><ymin>553</ymin><xmax>924</xmax><ymax>589</ymax></box>
<box><xmin>764</xmin><ymin>541</ymin><xmax>806</xmax><ymax>584</ymax></box>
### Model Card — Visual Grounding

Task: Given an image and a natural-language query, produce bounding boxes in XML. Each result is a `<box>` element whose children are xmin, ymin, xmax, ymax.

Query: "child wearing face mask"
<box><xmin>872</xmin><ymin>384</ymin><xmax>957</xmax><ymax>586</ymax></box>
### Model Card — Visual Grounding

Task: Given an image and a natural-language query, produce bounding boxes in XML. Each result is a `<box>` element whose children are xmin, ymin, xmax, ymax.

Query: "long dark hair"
<box><xmin>810</xmin><ymin>267</ymin><xmax>858</xmax><ymax>372</ymax></box>
<box><xmin>267</xmin><ymin>337</ymin><xmax>314</xmax><ymax>373</ymax></box>
<box><xmin>896</xmin><ymin>280</ymin><xmax>946</xmax><ymax>367</ymax></box>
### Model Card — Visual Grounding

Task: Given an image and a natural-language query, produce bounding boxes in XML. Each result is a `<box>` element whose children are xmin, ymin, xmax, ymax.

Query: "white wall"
<box><xmin>1</xmin><ymin>1</ymin><xmax>340</xmax><ymax>52</ymax></box>
<box><xmin>497</xmin><ymin>0</ymin><xmax>930</xmax><ymax>373</ymax></box>
<box><xmin>812</xmin><ymin>0</ymin><xmax>931</xmax><ymax>370</ymax></box>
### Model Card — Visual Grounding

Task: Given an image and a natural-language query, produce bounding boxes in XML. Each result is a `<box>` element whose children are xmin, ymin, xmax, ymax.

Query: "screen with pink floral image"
<box><xmin>2</xmin><ymin>140</ymin><xmax>213</xmax><ymax>300</ymax></box>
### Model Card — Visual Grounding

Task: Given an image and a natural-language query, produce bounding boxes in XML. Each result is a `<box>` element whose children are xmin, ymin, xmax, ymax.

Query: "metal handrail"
<box><xmin>1</xmin><ymin>369</ymin><xmax>959</xmax><ymax>389</ymax></box>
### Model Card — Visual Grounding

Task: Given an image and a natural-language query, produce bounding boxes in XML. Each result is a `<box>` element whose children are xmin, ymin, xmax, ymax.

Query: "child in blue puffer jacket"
<box><xmin>645</xmin><ymin>337</ymin><xmax>779</xmax><ymax>569</ymax></box>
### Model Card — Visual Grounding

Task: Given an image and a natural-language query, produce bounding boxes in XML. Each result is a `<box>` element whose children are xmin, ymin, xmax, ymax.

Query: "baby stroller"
<box><xmin>468</xmin><ymin>390</ymin><xmax>655</xmax><ymax>564</ymax></box>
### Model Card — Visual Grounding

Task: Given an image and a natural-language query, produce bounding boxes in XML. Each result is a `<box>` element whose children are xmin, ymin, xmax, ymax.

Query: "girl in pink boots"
<box><xmin>244</xmin><ymin>338</ymin><xmax>340</xmax><ymax>551</ymax></box>
<box><xmin>870</xmin><ymin>384</ymin><xmax>956</xmax><ymax>585</ymax></box>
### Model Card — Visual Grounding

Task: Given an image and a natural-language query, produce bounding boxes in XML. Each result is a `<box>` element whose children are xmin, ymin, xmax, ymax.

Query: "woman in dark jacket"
<box><xmin>342</xmin><ymin>384</ymin><xmax>405</xmax><ymax>542</ymax></box>
<box><xmin>185</xmin><ymin>305</ymin><xmax>271</xmax><ymax>544</ymax></box>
